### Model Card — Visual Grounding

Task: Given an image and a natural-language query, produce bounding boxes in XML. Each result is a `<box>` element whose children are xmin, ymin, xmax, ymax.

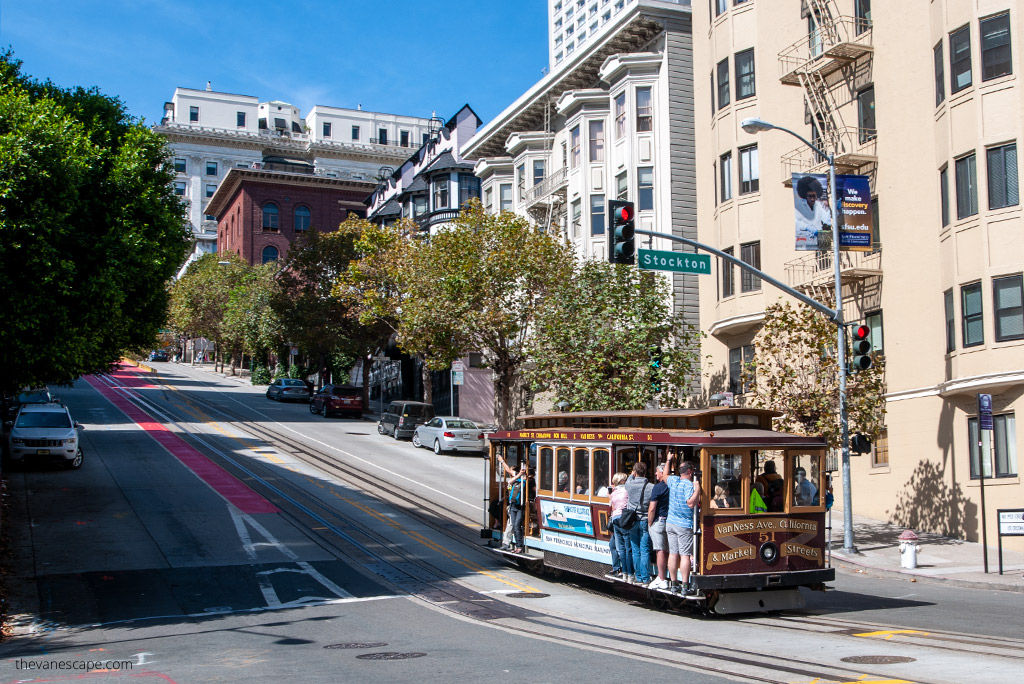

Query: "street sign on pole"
<box><xmin>638</xmin><ymin>249</ymin><xmax>711</xmax><ymax>274</ymax></box>
<box><xmin>371</xmin><ymin>355</ymin><xmax>387</xmax><ymax>362</ymax></box>
<box><xmin>452</xmin><ymin>360</ymin><xmax>465</xmax><ymax>371</ymax></box>
<box><xmin>452</xmin><ymin>370</ymin><xmax>464</xmax><ymax>386</ymax></box>
<box><xmin>978</xmin><ymin>393</ymin><xmax>993</xmax><ymax>573</ymax></box>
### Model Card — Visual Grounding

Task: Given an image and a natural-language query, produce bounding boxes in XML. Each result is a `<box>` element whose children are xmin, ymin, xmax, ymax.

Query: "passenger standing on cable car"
<box><xmin>624</xmin><ymin>462</ymin><xmax>652</xmax><ymax>585</ymax></box>
<box><xmin>508</xmin><ymin>462</ymin><xmax>531</xmax><ymax>553</ymax></box>
<box><xmin>646</xmin><ymin>463</ymin><xmax>671</xmax><ymax>590</ymax></box>
<box><xmin>665</xmin><ymin>455</ymin><xmax>701</xmax><ymax>595</ymax></box>
<box><xmin>605</xmin><ymin>473</ymin><xmax>631</xmax><ymax>580</ymax></box>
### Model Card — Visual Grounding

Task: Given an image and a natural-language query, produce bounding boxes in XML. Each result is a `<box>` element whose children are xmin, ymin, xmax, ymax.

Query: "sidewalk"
<box><xmin>828</xmin><ymin>511</ymin><xmax>1024</xmax><ymax>593</ymax></box>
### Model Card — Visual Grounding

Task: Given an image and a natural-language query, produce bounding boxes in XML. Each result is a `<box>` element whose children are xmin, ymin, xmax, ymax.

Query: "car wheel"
<box><xmin>433</xmin><ymin>439</ymin><xmax>443</xmax><ymax>455</ymax></box>
<box><xmin>412</xmin><ymin>433</ymin><xmax>422</xmax><ymax>448</ymax></box>
<box><xmin>65</xmin><ymin>448</ymin><xmax>83</xmax><ymax>470</ymax></box>
<box><xmin>309</xmin><ymin>401</ymin><xmax>318</xmax><ymax>415</ymax></box>
<box><xmin>377</xmin><ymin>423</ymin><xmax>385</xmax><ymax>435</ymax></box>
<box><xmin>265</xmin><ymin>391</ymin><xmax>272</xmax><ymax>400</ymax></box>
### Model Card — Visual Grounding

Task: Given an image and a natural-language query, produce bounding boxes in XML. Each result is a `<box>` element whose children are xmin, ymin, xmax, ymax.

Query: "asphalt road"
<box><xmin>1</xmin><ymin>363</ymin><xmax>1022</xmax><ymax>684</ymax></box>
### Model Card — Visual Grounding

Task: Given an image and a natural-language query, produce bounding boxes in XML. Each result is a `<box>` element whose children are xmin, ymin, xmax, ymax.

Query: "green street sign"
<box><xmin>638</xmin><ymin>249</ymin><xmax>711</xmax><ymax>274</ymax></box>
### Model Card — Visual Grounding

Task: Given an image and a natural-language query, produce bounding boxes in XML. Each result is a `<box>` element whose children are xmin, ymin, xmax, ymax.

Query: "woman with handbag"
<box><xmin>605</xmin><ymin>473</ymin><xmax>632</xmax><ymax>580</ymax></box>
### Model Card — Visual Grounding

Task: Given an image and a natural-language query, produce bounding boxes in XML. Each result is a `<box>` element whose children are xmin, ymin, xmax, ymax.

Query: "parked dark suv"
<box><xmin>378</xmin><ymin>401</ymin><xmax>434</xmax><ymax>440</ymax></box>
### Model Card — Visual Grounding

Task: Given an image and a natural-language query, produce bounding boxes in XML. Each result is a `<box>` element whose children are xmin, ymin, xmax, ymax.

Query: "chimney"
<box><xmin>357</xmin><ymin>104</ymin><xmax>362</xmax><ymax>111</ymax></box>
<box><xmin>206</xmin><ymin>81</ymin><xmax>212</xmax><ymax>91</ymax></box>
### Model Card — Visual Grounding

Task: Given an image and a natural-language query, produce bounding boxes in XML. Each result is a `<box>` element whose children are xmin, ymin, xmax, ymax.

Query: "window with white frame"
<box><xmin>517</xmin><ymin>163</ymin><xmax>526</xmax><ymax>200</ymax></box>
<box><xmin>636</xmin><ymin>87</ymin><xmax>652</xmax><ymax>132</ymax></box>
<box><xmin>614</xmin><ymin>92</ymin><xmax>626</xmax><ymax>139</ymax></box>
<box><xmin>484</xmin><ymin>187</ymin><xmax>493</xmax><ymax>212</ymax></box>
<box><xmin>323</xmin><ymin>122</ymin><xmax>332</xmax><ymax>138</ymax></box>
<box><xmin>459</xmin><ymin>174</ymin><xmax>481</xmax><ymax>207</ymax></box>
<box><xmin>534</xmin><ymin>159</ymin><xmax>546</xmax><ymax>185</ymax></box>
<box><xmin>969</xmin><ymin>413</ymin><xmax>1017</xmax><ymax>478</ymax></box>
<box><xmin>616</xmin><ymin>171</ymin><xmax>628</xmax><ymax>200</ymax></box>
<box><xmin>173</xmin><ymin>181</ymin><xmax>186</xmax><ymax>196</ymax></box>
<box><xmin>571</xmin><ymin>126</ymin><xmax>581</xmax><ymax>168</ymax></box>
<box><xmin>378</xmin><ymin>128</ymin><xmax>388</xmax><ymax>145</ymax></box>
<box><xmin>589</xmin><ymin>120</ymin><xmax>604</xmax><ymax>162</ymax></box>
<box><xmin>400</xmin><ymin>130</ymin><xmax>410</xmax><ymax>147</ymax></box>
<box><xmin>205</xmin><ymin>183</ymin><xmax>216</xmax><ymax>198</ymax></box>
<box><xmin>351</xmin><ymin>125</ymin><xmax>360</xmax><ymax>141</ymax></box>
<box><xmin>739</xmin><ymin>145</ymin><xmax>758</xmax><ymax>194</ymax></box>
<box><xmin>433</xmin><ymin>177</ymin><xmax>449</xmax><ymax>209</ymax></box>
<box><xmin>189</xmin><ymin>106</ymin><xmax>199</xmax><ymax>122</ymax></box>
<box><xmin>637</xmin><ymin>167</ymin><xmax>653</xmax><ymax>211</ymax></box>
<box><xmin>571</xmin><ymin>198</ymin><xmax>582</xmax><ymax>238</ymax></box>
<box><xmin>174</xmin><ymin>158</ymin><xmax>186</xmax><ymax>173</ymax></box>
<box><xmin>206</xmin><ymin>161</ymin><xmax>218</xmax><ymax>176</ymax></box>
<box><xmin>499</xmin><ymin>183</ymin><xmax>512</xmax><ymax>212</ymax></box>
<box><xmin>413</xmin><ymin>195</ymin><xmax>428</xmax><ymax>217</ymax></box>
<box><xmin>591</xmin><ymin>194</ymin><xmax>605</xmax><ymax>235</ymax></box>
<box><xmin>720</xmin><ymin>151</ymin><xmax>733</xmax><ymax>201</ymax></box>
<box><xmin>994</xmin><ymin>274</ymin><xmax>1024</xmax><ymax>342</ymax></box>
<box><xmin>237</xmin><ymin>111</ymin><xmax>246</xmax><ymax>128</ymax></box>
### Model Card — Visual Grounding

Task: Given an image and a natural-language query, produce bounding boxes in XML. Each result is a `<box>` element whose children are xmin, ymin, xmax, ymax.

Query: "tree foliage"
<box><xmin>167</xmin><ymin>253</ymin><xmax>248</xmax><ymax>347</ymax></box>
<box><xmin>223</xmin><ymin>262</ymin><xmax>283</xmax><ymax>359</ymax></box>
<box><xmin>0</xmin><ymin>51</ymin><xmax>190</xmax><ymax>392</ymax></box>
<box><xmin>741</xmin><ymin>301</ymin><xmax>886</xmax><ymax>449</ymax></box>
<box><xmin>528</xmin><ymin>261</ymin><xmax>701</xmax><ymax>410</ymax></box>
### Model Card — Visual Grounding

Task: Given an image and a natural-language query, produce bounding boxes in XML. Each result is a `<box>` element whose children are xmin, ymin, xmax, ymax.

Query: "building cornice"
<box><xmin>205</xmin><ymin>168</ymin><xmax>375</xmax><ymax>217</ymax></box>
<box><xmin>473</xmin><ymin>157</ymin><xmax>514</xmax><ymax>179</ymax></box>
<box><xmin>505</xmin><ymin>131</ymin><xmax>555</xmax><ymax>157</ymax></box>
<box><xmin>708</xmin><ymin>311</ymin><xmax>765</xmax><ymax>338</ymax></box>
<box><xmin>555</xmin><ymin>88</ymin><xmax>611</xmax><ymax>117</ymax></box>
<box><xmin>598</xmin><ymin>51</ymin><xmax>663</xmax><ymax>83</ymax></box>
<box><xmin>885</xmin><ymin>369</ymin><xmax>1024</xmax><ymax>402</ymax></box>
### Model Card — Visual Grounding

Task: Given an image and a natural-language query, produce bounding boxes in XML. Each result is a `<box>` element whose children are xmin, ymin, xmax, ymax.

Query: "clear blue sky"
<box><xmin>1</xmin><ymin>0</ymin><xmax>550</xmax><ymax>126</ymax></box>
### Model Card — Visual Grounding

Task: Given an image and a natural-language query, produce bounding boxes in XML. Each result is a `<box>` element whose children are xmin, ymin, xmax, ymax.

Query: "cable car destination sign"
<box><xmin>638</xmin><ymin>249</ymin><xmax>711</xmax><ymax>274</ymax></box>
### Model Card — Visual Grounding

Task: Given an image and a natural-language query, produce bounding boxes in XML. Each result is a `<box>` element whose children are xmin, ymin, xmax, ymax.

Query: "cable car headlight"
<box><xmin>759</xmin><ymin>541</ymin><xmax>780</xmax><ymax>565</ymax></box>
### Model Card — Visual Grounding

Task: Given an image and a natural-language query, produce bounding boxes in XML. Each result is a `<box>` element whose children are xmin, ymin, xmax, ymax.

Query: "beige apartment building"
<box><xmin>696</xmin><ymin>0</ymin><xmax>1024</xmax><ymax>550</ymax></box>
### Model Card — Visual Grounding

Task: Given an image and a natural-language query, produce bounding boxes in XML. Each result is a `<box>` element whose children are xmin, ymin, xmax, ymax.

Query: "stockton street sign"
<box><xmin>638</xmin><ymin>249</ymin><xmax>711</xmax><ymax>275</ymax></box>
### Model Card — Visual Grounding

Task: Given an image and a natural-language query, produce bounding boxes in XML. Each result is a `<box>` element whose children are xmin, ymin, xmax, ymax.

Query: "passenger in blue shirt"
<box><xmin>665</xmin><ymin>454</ymin><xmax>701</xmax><ymax>594</ymax></box>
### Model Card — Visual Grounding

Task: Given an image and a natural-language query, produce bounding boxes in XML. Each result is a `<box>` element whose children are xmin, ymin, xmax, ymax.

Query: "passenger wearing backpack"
<box><xmin>757</xmin><ymin>460</ymin><xmax>785</xmax><ymax>512</ymax></box>
<box><xmin>507</xmin><ymin>462</ymin><xmax>532</xmax><ymax>553</ymax></box>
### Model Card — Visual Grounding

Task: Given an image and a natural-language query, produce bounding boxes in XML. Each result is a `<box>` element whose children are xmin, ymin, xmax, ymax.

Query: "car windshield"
<box><xmin>332</xmin><ymin>387</ymin><xmax>360</xmax><ymax>397</ymax></box>
<box><xmin>16</xmin><ymin>411</ymin><xmax>72</xmax><ymax>429</ymax></box>
<box><xmin>283</xmin><ymin>379</ymin><xmax>305</xmax><ymax>386</ymax></box>
<box><xmin>17</xmin><ymin>391</ymin><xmax>49</xmax><ymax>403</ymax></box>
<box><xmin>446</xmin><ymin>420</ymin><xmax>477</xmax><ymax>429</ymax></box>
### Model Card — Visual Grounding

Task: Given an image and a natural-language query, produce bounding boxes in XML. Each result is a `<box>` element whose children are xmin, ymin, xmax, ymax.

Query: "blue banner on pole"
<box><xmin>979</xmin><ymin>393</ymin><xmax>993</xmax><ymax>431</ymax></box>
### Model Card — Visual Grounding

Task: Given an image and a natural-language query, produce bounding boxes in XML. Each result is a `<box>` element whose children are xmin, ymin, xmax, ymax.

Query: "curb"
<box><xmin>831</xmin><ymin>553</ymin><xmax>1024</xmax><ymax>594</ymax></box>
<box><xmin>121</xmin><ymin>359</ymin><xmax>155</xmax><ymax>374</ymax></box>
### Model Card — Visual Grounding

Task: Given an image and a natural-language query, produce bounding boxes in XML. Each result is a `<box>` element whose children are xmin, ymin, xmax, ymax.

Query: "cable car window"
<box><xmin>573</xmin><ymin>447</ymin><xmax>590</xmax><ymax>497</ymax></box>
<box><xmin>616</xmin><ymin>446</ymin><xmax>638</xmax><ymax>475</ymax></box>
<box><xmin>737</xmin><ymin>414</ymin><xmax>759</xmax><ymax>425</ymax></box>
<box><xmin>539</xmin><ymin>446</ymin><xmax>554</xmax><ymax>492</ymax></box>
<box><xmin>714</xmin><ymin>414</ymin><xmax>736</xmax><ymax>426</ymax></box>
<box><xmin>556</xmin><ymin>447</ymin><xmax>571</xmax><ymax>494</ymax></box>
<box><xmin>792</xmin><ymin>452</ymin><xmax>822</xmax><ymax>507</ymax></box>
<box><xmin>755</xmin><ymin>450</ymin><xmax>786</xmax><ymax>513</ymax></box>
<box><xmin>593</xmin><ymin>448</ymin><xmax>610</xmax><ymax>496</ymax></box>
<box><xmin>709</xmin><ymin>453</ymin><xmax>744</xmax><ymax>510</ymax></box>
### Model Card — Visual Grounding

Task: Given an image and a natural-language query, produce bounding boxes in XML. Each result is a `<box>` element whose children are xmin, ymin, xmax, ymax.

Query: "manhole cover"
<box><xmin>841</xmin><ymin>655</ymin><xmax>916</xmax><ymax>665</ymax></box>
<box><xmin>324</xmin><ymin>642</ymin><xmax>388</xmax><ymax>650</ymax></box>
<box><xmin>356</xmin><ymin>652</ymin><xmax>426</xmax><ymax>660</ymax></box>
<box><xmin>506</xmin><ymin>592</ymin><xmax>550</xmax><ymax>599</ymax></box>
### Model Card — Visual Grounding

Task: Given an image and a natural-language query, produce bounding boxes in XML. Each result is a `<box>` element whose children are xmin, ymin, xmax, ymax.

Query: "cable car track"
<box><xmin>95</xmin><ymin>368</ymin><xmax>1024</xmax><ymax>683</ymax></box>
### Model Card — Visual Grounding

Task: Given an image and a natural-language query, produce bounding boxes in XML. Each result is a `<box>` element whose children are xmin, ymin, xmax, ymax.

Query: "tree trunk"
<box><xmin>420</xmin><ymin>356</ymin><xmax>432</xmax><ymax>406</ymax></box>
<box><xmin>361</xmin><ymin>357</ymin><xmax>371</xmax><ymax>412</ymax></box>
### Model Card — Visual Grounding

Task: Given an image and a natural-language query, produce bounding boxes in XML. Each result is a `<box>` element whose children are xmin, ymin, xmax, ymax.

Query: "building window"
<box><xmin>262</xmin><ymin>202</ymin><xmax>279</xmax><ymax>231</ymax></box>
<box><xmin>484</xmin><ymin>187</ymin><xmax>493</xmax><ymax>213</ymax></box>
<box><xmin>739</xmin><ymin>145</ymin><xmax>758</xmax><ymax>194</ymax></box>
<box><xmin>274</xmin><ymin>117</ymin><xmax>286</xmax><ymax>130</ymax></box>
<box><xmin>740</xmin><ymin>241</ymin><xmax>761</xmax><ymax>292</ymax></box>
<box><xmin>940</xmin><ymin>166</ymin><xmax>950</xmax><ymax>227</ymax></box>
<box><xmin>715</xmin><ymin>0</ymin><xmax>727</xmax><ymax>17</ymax></box>
<box><xmin>533</xmin><ymin>160</ymin><xmax>546</xmax><ymax>186</ymax></box>
<box><xmin>865</xmin><ymin>310</ymin><xmax>884</xmax><ymax>353</ymax></box>
<box><xmin>987</xmin><ymin>143</ymin><xmax>1019</xmax><ymax>210</ymax></box>
<box><xmin>719</xmin><ymin>151</ymin><xmax>733</xmax><ymax>201</ymax></box>
<box><xmin>969</xmin><ymin>414</ymin><xmax>1018</xmax><ymax>478</ymax></box>
<box><xmin>735</xmin><ymin>49</ymin><xmax>755</xmax><ymax>100</ymax></box>
<box><xmin>377</xmin><ymin>128</ymin><xmax>388</xmax><ymax>145</ymax></box>
<box><xmin>205</xmin><ymin>183</ymin><xmax>216</xmax><ymax>198</ymax></box>
<box><xmin>962</xmin><ymin>281</ymin><xmax>984</xmax><ymax>347</ymax></box>
<box><xmin>944</xmin><ymin>289</ymin><xmax>956</xmax><ymax>352</ymax></box>
<box><xmin>351</xmin><ymin>125</ymin><xmax>360</xmax><ymax>141</ymax></box>
<box><xmin>616</xmin><ymin>171</ymin><xmax>628</xmax><ymax>200</ymax></box>
<box><xmin>318</xmin><ymin>121</ymin><xmax>329</xmax><ymax>138</ymax></box>
<box><xmin>433</xmin><ymin>177</ymin><xmax>449</xmax><ymax>209</ymax></box>
<box><xmin>950</xmin><ymin>24</ymin><xmax>972</xmax><ymax>94</ymax></box>
<box><xmin>294</xmin><ymin>205</ymin><xmax>311</xmax><ymax>232</ymax></box>
<box><xmin>728</xmin><ymin>344</ymin><xmax>754</xmax><ymax>394</ymax></box>
<box><xmin>261</xmin><ymin>246</ymin><xmax>279</xmax><ymax>264</ymax></box>
<box><xmin>637</xmin><ymin>167</ymin><xmax>654</xmax><ymax>211</ymax></box>
<box><xmin>710</xmin><ymin>71</ymin><xmax>715</xmax><ymax>115</ymax></box>
<box><xmin>413</xmin><ymin>195</ymin><xmax>428</xmax><ymax>217</ymax></box>
<box><xmin>955</xmin><ymin>153</ymin><xmax>978</xmax><ymax>219</ymax></box>
<box><xmin>721</xmin><ymin>246</ymin><xmax>735</xmax><ymax>298</ymax></box>
<box><xmin>237</xmin><ymin>111</ymin><xmax>246</xmax><ymax>128</ymax></box>
<box><xmin>189</xmin><ymin>106</ymin><xmax>199</xmax><ymax>122</ymax></box>
<box><xmin>717</xmin><ymin>58</ymin><xmax>730</xmax><ymax>109</ymax></box>
<box><xmin>614</xmin><ymin>92</ymin><xmax>626</xmax><ymax>139</ymax></box>
<box><xmin>499</xmin><ymin>183</ymin><xmax>512</xmax><ymax>212</ymax></box>
<box><xmin>871</xmin><ymin>429</ymin><xmax>889</xmax><ymax>468</ymax></box>
<box><xmin>636</xmin><ymin>87</ymin><xmax>652</xmax><ymax>132</ymax></box>
<box><xmin>516</xmin><ymin>163</ymin><xmax>526</xmax><ymax>200</ymax></box>
<box><xmin>591</xmin><ymin>194</ymin><xmax>605</xmax><ymax>235</ymax></box>
<box><xmin>206</xmin><ymin>161</ymin><xmax>217</xmax><ymax>176</ymax></box>
<box><xmin>571</xmin><ymin>198</ymin><xmax>582</xmax><ymax>238</ymax></box>
<box><xmin>981</xmin><ymin>12</ymin><xmax>1012</xmax><ymax>81</ymax></box>
<box><xmin>571</xmin><ymin>126</ymin><xmax>581</xmax><ymax>168</ymax></box>
<box><xmin>712</xmin><ymin>161</ymin><xmax>717</xmax><ymax>206</ymax></box>
<box><xmin>174</xmin><ymin>158</ymin><xmax>186</xmax><ymax>173</ymax></box>
<box><xmin>588</xmin><ymin>120</ymin><xmax>605</xmax><ymax>162</ymax></box>
<box><xmin>459</xmin><ymin>174</ymin><xmax>481</xmax><ymax>207</ymax></box>
<box><xmin>858</xmin><ymin>86</ymin><xmax>876</xmax><ymax>143</ymax></box>
<box><xmin>173</xmin><ymin>181</ymin><xmax>186</xmax><ymax>196</ymax></box>
<box><xmin>423</xmin><ymin>133</ymin><xmax>430</xmax><ymax>146</ymax></box>
<box><xmin>398</xmin><ymin>130</ymin><xmax>409</xmax><ymax>147</ymax></box>
<box><xmin>934</xmin><ymin>41</ymin><xmax>945</xmax><ymax>106</ymax></box>
<box><xmin>994</xmin><ymin>274</ymin><xmax>1024</xmax><ymax>341</ymax></box>
<box><xmin>855</xmin><ymin>0</ymin><xmax>871</xmax><ymax>34</ymax></box>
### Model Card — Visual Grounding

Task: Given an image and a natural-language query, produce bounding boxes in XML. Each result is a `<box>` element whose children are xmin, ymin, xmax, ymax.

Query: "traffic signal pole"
<box><xmin>636</xmin><ymin>223</ymin><xmax>858</xmax><ymax>554</ymax></box>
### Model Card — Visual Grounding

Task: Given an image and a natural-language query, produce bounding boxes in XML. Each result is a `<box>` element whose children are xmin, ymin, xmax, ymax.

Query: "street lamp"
<box><xmin>741</xmin><ymin>117</ymin><xmax>857</xmax><ymax>554</ymax></box>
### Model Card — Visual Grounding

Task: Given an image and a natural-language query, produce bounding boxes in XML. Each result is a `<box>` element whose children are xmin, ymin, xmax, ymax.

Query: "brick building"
<box><xmin>206</xmin><ymin>167</ymin><xmax>374</xmax><ymax>265</ymax></box>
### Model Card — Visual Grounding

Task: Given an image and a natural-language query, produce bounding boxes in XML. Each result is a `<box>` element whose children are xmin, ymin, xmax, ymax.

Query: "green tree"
<box><xmin>741</xmin><ymin>301</ymin><xmax>886</xmax><ymax>449</ymax></box>
<box><xmin>0</xmin><ymin>51</ymin><xmax>190</xmax><ymax>393</ymax></box>
<box><xmin>398</xmin><ymin>203</ymin><xmax>575</xmax><ymax>427</ymax></box>
<box><xmin>528</xmin><ymin>261</ymin><xmax>701</xmax><ymax>411</ymax></box>
<box><xmin>223</xmin><ymin>262</ymin><xmax>283</xmax><ymax>368</ymax></box>
<box><xmin>167</xmin><ymin>253</ymin><xmax>248</xmax><ymax>365</ymax></box>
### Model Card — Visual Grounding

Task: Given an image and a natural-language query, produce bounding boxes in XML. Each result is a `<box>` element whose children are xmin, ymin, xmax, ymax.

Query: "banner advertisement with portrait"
<box><xmin>835</xmin><ymin>174</ymin><xmax>873</xmax><ymax>252</ymax></box>
<box><xmin>792</xmin><ymin>173</ymin><xmax>874</xmax><ymax>252</ymax></box>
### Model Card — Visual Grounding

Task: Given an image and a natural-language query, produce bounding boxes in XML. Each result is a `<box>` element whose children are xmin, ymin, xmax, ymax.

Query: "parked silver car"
<box><xmin>6</xmin><ymin>403</ymin><xmax>83</xmax><ymax>469</ymax></box>
<box><xmin>266</xmin><ymin>378</ymin><xmax>311</xmax><ymax>402</ymax></box>
<box><xmin>412</xmin><ymin>416</ymin><xmax>486</xmax><ymax>454</ymax></box>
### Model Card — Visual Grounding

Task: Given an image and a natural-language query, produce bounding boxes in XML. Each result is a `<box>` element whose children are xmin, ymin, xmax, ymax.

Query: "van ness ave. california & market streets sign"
<box><xmin>638</xmin><ymin>249</ymin><xmax>711</xmax><ymax>274</ymax></box>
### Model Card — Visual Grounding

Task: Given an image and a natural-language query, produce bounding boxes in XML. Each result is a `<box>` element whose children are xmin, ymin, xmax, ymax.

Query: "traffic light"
<box><xmin>851</xmin><ymin>433</ymin><xmax>872</xmax><ymax>454</ymax></box>
<box><xmin>850</xmin><ymin>323</ymin><xmax>872</xmax><ymax>372</ymax></box>
<box><xmin>607</xmin><ymin>200</ymin><xmax>635</xmax><ymax>265</ymax></box>
<box><xmin>649</xmin><ymin>345</ymin><xmax>662</xmax><ymax>393</ymax></box>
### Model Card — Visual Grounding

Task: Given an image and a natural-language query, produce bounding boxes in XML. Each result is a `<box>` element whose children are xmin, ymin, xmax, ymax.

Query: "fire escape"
<box><xmin>778</xmin><ymin>0</ymin><xmax>880</xmax><ymax>306</ymax></box>
<box><xmin>523</xmin><ymin>97</ymin><xmax>568</xmax><ymax>234</ymax></box>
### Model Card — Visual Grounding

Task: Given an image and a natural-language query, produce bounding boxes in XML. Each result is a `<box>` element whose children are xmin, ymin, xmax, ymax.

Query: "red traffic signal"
<box><xmin>614</xmin><ymin>204</ymin><xmax>634</xmax><ymax>223</ymax></box>
<box><xmin>850</xmin><ymin>324</ymin><xmax>872</xmax><ymax>371</ymax></box>
<box><xmin>853</xmin><ymin>324</ymin><xmax>870</xmax><ymax>341</ymax></box>
<box><xmin>607</xmin><ymin>200</ymin><xmax>636</xmax><ymax>265</ymax></box>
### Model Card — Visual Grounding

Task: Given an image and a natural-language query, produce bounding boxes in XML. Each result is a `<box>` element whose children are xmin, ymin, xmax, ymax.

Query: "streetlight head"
<box><xmin>741</xmin><ymin>117</ymin><xmax>775</xmax><ymax>134</ymax></box>
<box><xmin>217</xmin><ymin>261</ymin><xmax>231</xmax><ymax>266</ymax></box>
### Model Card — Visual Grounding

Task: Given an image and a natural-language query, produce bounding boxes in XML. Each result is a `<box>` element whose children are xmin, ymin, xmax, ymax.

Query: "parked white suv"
<box><xmin>7</xmin><ymin>403</ymin><xmax>83</xmax><ymax>469</ymax></box>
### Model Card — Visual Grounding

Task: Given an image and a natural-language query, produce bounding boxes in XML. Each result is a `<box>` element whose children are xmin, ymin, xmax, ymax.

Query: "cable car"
<box><xmin>483</xmin><ymin>407</ymin><xmax>834</xmax><ymax>614</ymax></box>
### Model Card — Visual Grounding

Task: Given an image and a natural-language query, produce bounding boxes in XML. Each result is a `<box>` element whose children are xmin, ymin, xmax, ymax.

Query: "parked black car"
<box><xmin>377</xmin><ymin>400</ymin><xmax>435</xmax><ymax>440</ymax></box>
<box><xmin>4</xmin><ymin>388</ymin><xmax>57</xmax><ymax>423</ymax></box>
<box><xmin>309</xmin><ymin>385</ymin><xmax>364</xmax><ymax>418</ymax></box>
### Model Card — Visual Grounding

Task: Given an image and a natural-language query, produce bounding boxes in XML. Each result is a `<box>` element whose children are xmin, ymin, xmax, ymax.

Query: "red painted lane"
<box><xmin>105</xmin><ymin>364</ymin><xmax>157</xmax><ymax>388</ymax></box>
<box><xmin>83</xmin><ymin>373</ymin><xmax>279</xmax><ymax>515</ymax></box>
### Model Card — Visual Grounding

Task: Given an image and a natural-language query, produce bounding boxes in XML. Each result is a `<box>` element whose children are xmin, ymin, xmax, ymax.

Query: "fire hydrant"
<box><xmin>899</xmin><ymin>529</ymin><xmax>920</xmax><ymax>569</ymax></box>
